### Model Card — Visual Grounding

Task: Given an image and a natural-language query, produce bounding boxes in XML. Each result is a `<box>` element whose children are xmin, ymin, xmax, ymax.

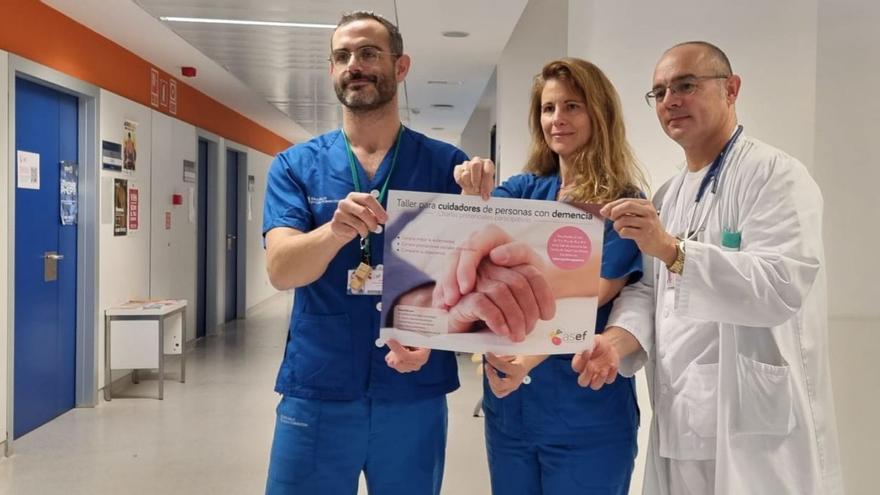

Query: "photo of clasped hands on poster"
<box><xmin>378</xmin><ymin>191</ymin><xmax>604</xmax><ymax>355</ymax></box>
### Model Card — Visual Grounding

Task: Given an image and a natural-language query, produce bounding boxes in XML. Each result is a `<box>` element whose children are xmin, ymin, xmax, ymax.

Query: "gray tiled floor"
<box><xmin>0</xmin><ymin>294</ymin><xmax>491</xmax><ymax>494</ymax></box>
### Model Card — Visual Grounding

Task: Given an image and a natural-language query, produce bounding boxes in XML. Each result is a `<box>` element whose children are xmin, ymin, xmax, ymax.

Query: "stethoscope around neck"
<box><xmin>677</xmin><ymin>124</ymin><xmax>743</xmax><ymax>240</ymax></box>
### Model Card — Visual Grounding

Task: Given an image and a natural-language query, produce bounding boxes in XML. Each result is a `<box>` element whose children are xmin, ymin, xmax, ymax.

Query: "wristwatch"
<box><xmin>667</xmin><ymin>237</ymin><xmax>686</xmax><ymax>275</ymax></box>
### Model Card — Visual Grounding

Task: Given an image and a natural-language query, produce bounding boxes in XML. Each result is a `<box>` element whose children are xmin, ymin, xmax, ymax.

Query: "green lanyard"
<box><xmin>341</xmin><ymin>125</ymin><xmax>404</xmax><ymax>262</ymax></box>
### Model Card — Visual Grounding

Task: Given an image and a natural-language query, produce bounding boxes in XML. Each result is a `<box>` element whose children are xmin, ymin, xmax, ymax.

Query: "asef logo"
<box><xmin>549</xmin><ymin>329</ymin><xmax>562</xmax><ymax>346</ymax></box>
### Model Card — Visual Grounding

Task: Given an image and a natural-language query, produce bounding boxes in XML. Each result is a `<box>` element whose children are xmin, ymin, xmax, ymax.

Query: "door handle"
<box><xmin>44</xmin><ymin>251</ymin><xmax>62</xmax><ymax>281</ymax></box>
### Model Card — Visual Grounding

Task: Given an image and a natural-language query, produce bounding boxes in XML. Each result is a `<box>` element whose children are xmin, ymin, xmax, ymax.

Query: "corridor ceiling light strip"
<box><xmin>159</xmin><ymin>17</ymin><xmax>336</xmax><ymax>29</ymax></box>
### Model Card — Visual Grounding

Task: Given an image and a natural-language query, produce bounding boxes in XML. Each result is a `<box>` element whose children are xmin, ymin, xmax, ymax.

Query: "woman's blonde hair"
<box><xmin>525</xmin><ymin>57</ymin><xmax>646</xmax><ymax>202</ymax></box>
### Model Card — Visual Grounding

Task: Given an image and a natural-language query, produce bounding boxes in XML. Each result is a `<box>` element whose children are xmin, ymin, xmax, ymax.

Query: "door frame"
<box><xmin>195</xmin><ymin>129</ymin><xmax>220</xmax><ymax>335</ymax></box>
<box><xmin>5</xmin><ymin>55</ymin><xmax>100</xmax><ymax>456</ymax></box>
<box><xmin>225</xmin><ymin>142</ymin><xmax>248</xmax><ymax>320</ymax></box>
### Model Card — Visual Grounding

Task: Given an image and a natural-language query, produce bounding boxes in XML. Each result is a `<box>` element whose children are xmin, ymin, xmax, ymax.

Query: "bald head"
<box><xmin>663</xmin><ymin>41</ymin><xmax>732</xmax><ymax>77</ymax></box>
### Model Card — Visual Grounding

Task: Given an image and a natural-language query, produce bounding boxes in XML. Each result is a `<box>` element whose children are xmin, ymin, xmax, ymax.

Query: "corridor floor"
<box><xmin>0</xmin><ymin>294</ymin><xmax>490</xmax><ymax>494</ymax></box>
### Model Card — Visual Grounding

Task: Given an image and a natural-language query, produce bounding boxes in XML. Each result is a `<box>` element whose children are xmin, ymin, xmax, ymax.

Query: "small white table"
<box><xmin>104</xmin><ymin>300</ymin><xmax>187</xmax><ymax>400</ymax></box>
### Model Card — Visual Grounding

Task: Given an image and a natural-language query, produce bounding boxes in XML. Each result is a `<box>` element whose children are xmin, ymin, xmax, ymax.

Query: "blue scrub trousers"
<box><xmin>485</xmin><ymin>417</ymin><xmax>637</xmax><ymax>495</ymax></box>
<box><xmin>266</xmin><ymin>394</ymin><xmax>448</xmax><ymax>495</ymax></box>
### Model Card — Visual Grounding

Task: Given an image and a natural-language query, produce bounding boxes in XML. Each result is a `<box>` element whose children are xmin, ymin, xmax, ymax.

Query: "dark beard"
<box><xmin>334</xmin><ymin>73</ymin><xmax>396</xmax><ymax>112</ymax></box>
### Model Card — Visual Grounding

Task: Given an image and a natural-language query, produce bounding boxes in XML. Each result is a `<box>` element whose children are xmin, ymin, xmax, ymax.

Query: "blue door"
<box><xmin>224</xmin><ymin>150</ymin><xmax>239</xmax><ymax>322</ymax></box>
<box><xmin>14</xmin><ymin>78</ymin><xmax>79</xmax><ymax>438</ymax></box>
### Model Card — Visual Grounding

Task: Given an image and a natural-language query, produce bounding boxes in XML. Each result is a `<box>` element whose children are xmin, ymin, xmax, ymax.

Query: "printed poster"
<box><xmin>379</xmin><ymin>191</ymin><xmax>604</xmax><ymax>355</ymax></box>
<box><xmin>16</xmin><ymin>150</ymin><xmax>40</xmax><ymax>190</ymax></box>
<box><xmin>123</xmin><ymin>120</ymin><xmax>137</xmax><ymax>173</ymax></box>
<box><xmin>128</xmin><ymin>185</ymin><xmax>139</xmax><ymax>231</ymax></box>
<box><xmin>102</xmin><ymin>141</ymin><xmax>123</xmax><ymax>171</ymax></box>
<box><xmin>114</xmin><ymin>178</ymin><xmax>128</xmax><ymax>236</ymax></box>
<box><xmin>60</xmin><ymin>161</ymin><xmax>78</xmax><ymax>225</ymax></box>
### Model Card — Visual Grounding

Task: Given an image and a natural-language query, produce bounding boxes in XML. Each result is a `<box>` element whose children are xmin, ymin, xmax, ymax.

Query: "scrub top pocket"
<box><xmin>290</xmin><ymin>313</ymin><xmax>353</xmax><ymax>391</ymax></box>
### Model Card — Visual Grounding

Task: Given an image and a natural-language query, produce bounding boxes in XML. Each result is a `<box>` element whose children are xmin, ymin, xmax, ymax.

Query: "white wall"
<box><xmin>98</xmin><ymin>90</ymin><xmax>154</xmax><ymax>387</ymax></box>
<box><xmin>459</xmin><ymin>107</ymin><xmax>491</xmax><ymax>161</ymax></box>
<box><xmin>496</xmin><ymin>0</ymin><xmax>568</xmax><ymax>181</ymax></box>
<box><xmin>149</xmin><ymin>111</ymin><xmax>197</xmax><ymax>340</ymax></box>
<box><xmin>0</xmin><ymin>48</ymin><xmax>9</xmax><ymax>446</ymax></box>
<box><xmin>460</xmin><ymin>69</ymin><xmax>497</xmax><ymax>165</ymax></box>
<box><xmin>814</xmin><ymin>1</ymin><xmax>880</xmax><ymax>492</ymax></box>
<box><xmin>245</xmin><ymin>148</ymin><xmax>277</xmax><ymax>309</ymax></box>
<box><xmin>568</xmin><ymin>0</ymin><xmax>817</xmax><ymax>191</ymax></box>
<box><xmin>815</xmin><ymin>0</ymin><xmax>880</xmax><ymax>321</ymax></box>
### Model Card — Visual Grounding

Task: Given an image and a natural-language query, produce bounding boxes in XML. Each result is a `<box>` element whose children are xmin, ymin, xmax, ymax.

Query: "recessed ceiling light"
<box><xmin>442</xmin><ymin>31</ymin><xmax>470</xmax><ymax>38</ymax></box>
<box><xmin>159</xmin><ymin>17</ymin><xmax>336</xmax><ymax>29</ymax></box>
<box><xmin>427</xmin><ymin>80</ymin><xmax>464</xmax><ymax>85</ymax></box>
<box><xmin>430</xmin><ymin>104</ymin><xmax>455</xmax><ymax>109</ymax></box>
<box><xmin>432</xmin><ymin>127</ymin><xmax>445</xmax><ymax>131</ymax></box>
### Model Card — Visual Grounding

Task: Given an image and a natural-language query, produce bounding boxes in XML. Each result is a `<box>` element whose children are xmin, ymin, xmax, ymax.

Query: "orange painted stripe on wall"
<box><xmin>0</xmin><ymin>0</ymin><xmax>293</xmax><ymax>156</ymax></box>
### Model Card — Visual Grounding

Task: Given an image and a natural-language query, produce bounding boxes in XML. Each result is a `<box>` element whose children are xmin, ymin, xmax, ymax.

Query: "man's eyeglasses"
<box><xmin>645</xmin><ymin>75</ymin><xmax>730</xmax><ymax>107</ymax></box>
<box><xmin>329</xmin><ymin>46</ymin><xmax>399</xmax><ymax>67</ymax></box>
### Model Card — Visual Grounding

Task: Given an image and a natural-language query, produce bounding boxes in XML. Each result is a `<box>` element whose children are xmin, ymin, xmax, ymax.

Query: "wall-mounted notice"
<box><xmin>60</xmin><ymin>161</ymin><xmax>78</xmax><ymax>225</ymax></box>
<box><xmin>123</xmin><ymin>120</ymin><xmax>137</xmax><ymax>173</ymax></box>
<box><xmin>183</xmin><ymin>159</ymin><xmax>196</xmax><ymax>183</ymax></box>
<box><xmin>160</xmin><ymin>79</ymin><xmax>168</xmax><ymax>109</ymax></box>
<box><xmin>102</xmin><ymin>141</ymin><xmax>122</xmax><ymax>171</ymax></box>
<box><xmin>114</xmin><ymin>178</ymin><xmax>128</xmax><ymax>236</ymax></box>
<box><xmin>128</xmin><ymin>185</ymin><xmax>139</xmax><ymax>231</ymax></box>
<box><xmin>150</xmin><ymin>68</ymin><xmax>159</xmax><ymax>107</ymax></box>
<box><xmin>165</xmin><ymin>211</ymin><xmax>172</xmax><ymax>230</ymax></box>
<box><xmin>16</xmin><ymin>150</ymin><xmax>40</xmax><ymax>190</ymax></box>
<box><xmin>149</xmin><ymin>66</ymin><xmax>180</xmax><ymax>116</ymax></box>
<box><xmin>169</xmin><ymin>79</ymin><xmax>178</xmax><ymax>115</ymax></box>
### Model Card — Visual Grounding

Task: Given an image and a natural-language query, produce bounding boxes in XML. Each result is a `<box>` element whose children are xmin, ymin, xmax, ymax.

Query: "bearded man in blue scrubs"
<box><xmin>261</xmin><ymin>11</ymin><xmax>469</xmax><ymax>495</ymax></box>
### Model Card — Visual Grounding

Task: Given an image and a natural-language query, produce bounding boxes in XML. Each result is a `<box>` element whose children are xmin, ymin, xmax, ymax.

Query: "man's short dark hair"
<box><xmin>672</xmin><ymin>41</ymin><xmax>733</xmax><ymax>75</ymax></box>
<box><xmin>333</xmin><ymin>11</ymin><xmax>403</xmax><ymax>55</ymax></box>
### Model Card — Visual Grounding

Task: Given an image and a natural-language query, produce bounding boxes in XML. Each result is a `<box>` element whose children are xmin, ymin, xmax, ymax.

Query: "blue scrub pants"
<box><xmin>485</xmin><ymin>417</ymin><xmax>637</xmax><ymax>495</ymax></box>
<box><xmin>266</xmin><ymin>394</ymin><xmax>448</xmax><ymax>495</ymax></box>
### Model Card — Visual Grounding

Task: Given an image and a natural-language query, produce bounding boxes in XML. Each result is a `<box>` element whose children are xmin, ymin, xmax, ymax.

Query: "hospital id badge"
<box><xmin>347</xmin><ymin>263</ymin><xmax>383</xmax><ymax>295</ymax></box>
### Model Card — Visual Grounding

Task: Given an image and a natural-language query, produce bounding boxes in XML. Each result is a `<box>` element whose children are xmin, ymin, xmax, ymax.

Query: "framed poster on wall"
<box><xmin>114</xmin><ymin>178</ymin><xmax>127</xmax><ymax>236</ymax></box>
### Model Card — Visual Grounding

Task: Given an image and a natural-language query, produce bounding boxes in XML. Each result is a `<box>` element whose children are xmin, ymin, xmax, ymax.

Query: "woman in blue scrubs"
<box><xmin>455</xmin><ymin>58</ymin><xmax>646</xmax><ymax>494</ymax></box>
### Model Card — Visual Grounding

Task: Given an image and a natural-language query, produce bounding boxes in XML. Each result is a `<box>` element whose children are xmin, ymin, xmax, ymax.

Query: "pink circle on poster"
<box><xmin>547</xmin><ymin>226</ymin><xmax>592</xmax><ymax>269</ymax></box>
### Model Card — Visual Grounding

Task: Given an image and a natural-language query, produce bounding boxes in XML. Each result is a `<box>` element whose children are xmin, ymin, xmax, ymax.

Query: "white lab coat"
<box><xmin>610</xmin><ymin>135</ymin><xmax>844</xmax><ymax>494</ymax></box>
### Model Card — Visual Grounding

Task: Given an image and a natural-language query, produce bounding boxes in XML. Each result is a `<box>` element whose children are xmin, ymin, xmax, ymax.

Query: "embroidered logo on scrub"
<box><xmin>308</xmin><ymin>196</ymin><xmax>339</xmax><ymax>206</ymax></box>
<box><xmin>278</xmin><ymin>415</ymin><xmax>309</xmax><ymax>428</ymax></box>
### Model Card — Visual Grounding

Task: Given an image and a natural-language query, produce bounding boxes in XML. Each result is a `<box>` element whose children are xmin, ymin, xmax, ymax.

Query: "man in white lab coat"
<box><xmin>575</xmin><ymin>41</ymin><xmax>844</xmax><ymax>494</ymax></box>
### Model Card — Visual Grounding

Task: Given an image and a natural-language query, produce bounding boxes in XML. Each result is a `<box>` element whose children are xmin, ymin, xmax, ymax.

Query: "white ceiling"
<box><xmin>43</xmin><ymin>0</ymin><xmax>527</xmax><ymax>145</ymax></box>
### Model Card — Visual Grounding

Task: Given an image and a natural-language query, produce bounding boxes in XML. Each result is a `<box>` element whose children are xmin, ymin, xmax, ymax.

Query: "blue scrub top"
<box><xmin>263</xmin><ymin>127</ymin><xmax>467</xmax><ymax>401</ymax></box>
<box><xmin>484</xmin><ymin>173</ymin><xmax>643</xmax><ymax>443</ymax></box>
